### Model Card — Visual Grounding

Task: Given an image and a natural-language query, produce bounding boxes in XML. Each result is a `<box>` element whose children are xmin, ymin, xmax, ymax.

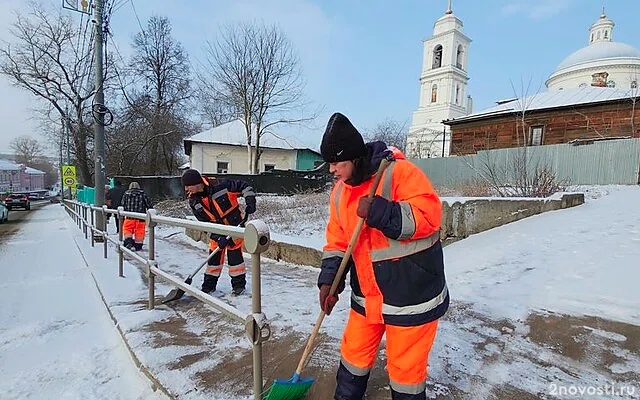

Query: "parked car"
<box><xmin>4</xmin><ymin>193</ymin><xmax>30</xmax><ymax>210</ymax></box>
<box><xmin>0</xmin><ymin>202</ymin><xmax>8</xmax><ymax>223</ymax></box>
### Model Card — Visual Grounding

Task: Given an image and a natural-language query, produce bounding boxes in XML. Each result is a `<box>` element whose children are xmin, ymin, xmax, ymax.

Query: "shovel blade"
<box><xmin>161</xmin><ymin>288</ymin><xmax>185</xmax><ymax>304</ymax></box>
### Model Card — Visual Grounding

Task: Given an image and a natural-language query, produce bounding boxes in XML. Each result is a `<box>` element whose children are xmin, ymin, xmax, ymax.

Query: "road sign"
<box><xmin>62</xmin><ymin>165</ymin><xmax>77</xmax><ymax>188</ymax></box>
<box><xmin>62</xmin><ymin>165</ymin><xmax>76</xmax><ymax>177</ymax></box>
<box><xmin>62</xmin><ymin>0</ymin><xmax>92</xmax><ymax>15</ymax></box>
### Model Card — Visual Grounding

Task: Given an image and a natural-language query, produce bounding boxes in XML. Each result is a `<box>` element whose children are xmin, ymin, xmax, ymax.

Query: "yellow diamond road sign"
<box><xmin>62</xmin><ymin>165</ymin><xmax>76</xmax><ymax>188</ymax></box>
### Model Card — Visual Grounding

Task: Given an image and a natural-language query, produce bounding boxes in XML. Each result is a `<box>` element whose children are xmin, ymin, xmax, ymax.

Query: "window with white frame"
<box><xmin>216</xmin><ymin>161</ymin><xmax>229</xmax><ymax>174</ymax></box>
<box><xmin>529</xmin><ymin>126</ymin><xmax>544</xmax><ymax>146</ymax></box>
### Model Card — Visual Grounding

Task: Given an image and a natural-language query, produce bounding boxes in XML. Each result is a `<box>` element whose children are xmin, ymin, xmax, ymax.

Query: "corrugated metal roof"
<box><xmin>446</xmin><ymin>87</ymin><xmax>637</xmax><ymax>124</ymax></box>
<box><xmin>185</xmin><ymin>119</ymin><xmax>319</xmax><ymax>153</ymax></box>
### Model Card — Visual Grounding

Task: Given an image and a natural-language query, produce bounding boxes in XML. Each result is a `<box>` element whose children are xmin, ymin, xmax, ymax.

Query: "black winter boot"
<box><xmin>123</xmin><ymin>238</ymin><xmax>135</xmax><ymax>250</ymax></box>
<box><xmin>202</xmin><ymin>274</ymin><xmax>218</xmax><ymax>294</ymax></box>
<box><xmin>230</xmin><ymin>273</ymin><xmax>246</xmax><ymax>295</ymax></box>
<box><xmin>334</xmin><ymin>361</ymin><xmax>370</xmax><ymax>400</ymax></box>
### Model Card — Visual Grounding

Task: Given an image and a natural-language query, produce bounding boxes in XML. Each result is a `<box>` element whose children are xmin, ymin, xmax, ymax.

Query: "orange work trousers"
<box><xmin>338</xmin><ymin>309</ymin><xmax>438</xmax><ymax>399</ymax></box>
<box><xmin>205</xmin><ymin>238</ymin><xmax>246</xmax><ymax>277</ymax></box>
<box><xmin>123</xmin><ymin>218</ymin><xmax>146</xmax><ymax>244</ymax></box>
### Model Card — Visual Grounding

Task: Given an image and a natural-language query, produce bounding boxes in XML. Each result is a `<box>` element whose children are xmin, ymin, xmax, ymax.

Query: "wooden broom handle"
<box><xmin>295</xmin><ymin>158</ymin><xmax>392</xmax><ymax>375</ymax></box>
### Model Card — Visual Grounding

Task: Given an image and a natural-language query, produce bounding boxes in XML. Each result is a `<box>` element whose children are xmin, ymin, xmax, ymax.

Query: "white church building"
<box><xmin>405</xmin><ymin>5</ymin><xmax>640</xmax><ymax>159</ymax></box>
<box><xmin>406</xmin><ymin>1</ymin><xmax>472</xmax><ymax>158</ymax></box>
<box><xmin>546</xmin><ymin>10</ymin><xmax>640</xmax><ymax>90</ymax></box>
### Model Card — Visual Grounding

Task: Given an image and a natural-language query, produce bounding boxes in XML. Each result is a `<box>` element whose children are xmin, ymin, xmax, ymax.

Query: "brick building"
<box><xmin>444</xmin><ymin>87</ymin><xmax>640</xmax><ymax>155</ymax></box>
<box><xmin>0</xmin><ymin>160</ymin><xmax>46</xmax><ymax>192</ymax></box>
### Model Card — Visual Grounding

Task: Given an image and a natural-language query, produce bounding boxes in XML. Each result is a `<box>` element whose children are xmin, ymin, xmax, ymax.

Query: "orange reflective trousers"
<box><xmin>338</xmin><ymin>309</ymin><xmax>438</xmax><ymax>399</ymax></box>
<box><xmin>205</xmin><ymin>238</ymin><xmax>246</xmax><ymax>278</ymax></box>
<box><xmin>123</xmin><ymin>218</ymin><xmax>146</xmax><ymax>244</ymax></box>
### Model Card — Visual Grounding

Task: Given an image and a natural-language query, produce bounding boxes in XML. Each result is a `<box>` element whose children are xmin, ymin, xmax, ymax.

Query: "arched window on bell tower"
<box><xmin>431</xmin><ymin>84</ymin><xmax>438</xmax><ymax>103</ymax></box>
<box><xmin>432</xmin><ymin>45</ymin><xmax>443</xmax><ymax>69</ymax></box>
<box><xmin>456</xmin><ymin>45</ymin><xmax>464</xmax><ymax>69</ymax></box>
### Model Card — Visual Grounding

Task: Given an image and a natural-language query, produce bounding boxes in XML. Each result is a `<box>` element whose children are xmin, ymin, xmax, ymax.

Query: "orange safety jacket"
<box><xmin>319</xmin><ymin>145</ymin><xmax>449</xmax><ymax>326</ymax></box>
<box><xmin>188</xmin><ymin>176</ymin><xmax>255</xmax><ymax>231</ymax></box>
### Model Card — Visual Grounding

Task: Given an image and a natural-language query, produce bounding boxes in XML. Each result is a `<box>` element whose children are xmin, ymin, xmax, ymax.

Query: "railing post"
<box><xmin>83</xmin><ymin>204</ymin><xmax>88</xmax><ymax>239</ymax></box>
<box><xmin>252</xmin><ymin>252</ymin><xmax>263</xmax><ymax>400</ymax></box>
<box><xmin>117</xmin><ymin>206</ymin><xmax>124</xmax><ymax>277</ymax></box>
<box><xmin>147</xmin><ymin>209</ymin><xmax>157</xmax><ymax>310</ymax></box>
<box><xmin>243</xmin><ymin>220</ymin><xmax>271</xmax><ymax>400</ymax></box>
<box><xmin>90</xmin><ymin>207</ymin><xmax>95</xmax><ymax>247</ymax></box>
<box><xmin>102</xmin><ymin>206</ymin><xmax>108</xmax><ymax>259</ymax></box>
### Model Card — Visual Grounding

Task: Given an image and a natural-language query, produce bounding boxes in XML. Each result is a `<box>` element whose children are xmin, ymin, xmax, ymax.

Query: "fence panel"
<box><xmin>410</xmin><ymin>138</ymin><xmax>640</xmax><ymax>187</ymax></box>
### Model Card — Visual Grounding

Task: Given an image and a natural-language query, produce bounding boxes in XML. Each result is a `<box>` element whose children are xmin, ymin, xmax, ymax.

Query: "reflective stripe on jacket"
<box><xmin>321</xmin><ymin>147</ymin><xmax>449</xmax><ymax>326</ymax></box>
<box><xmin>188</xmin><ymin>177</ymin><xmax>255</xmax><ymax>228</ymax></box>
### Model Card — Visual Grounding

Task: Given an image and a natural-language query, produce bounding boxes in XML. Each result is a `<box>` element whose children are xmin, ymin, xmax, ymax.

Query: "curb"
<box><xmin>72</xmin><ymin>235</ymin><xmax>175</xmax><ymax>400</ymax></box>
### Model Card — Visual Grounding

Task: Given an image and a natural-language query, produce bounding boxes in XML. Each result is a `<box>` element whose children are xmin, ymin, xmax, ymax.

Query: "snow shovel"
<box><xmin>161</xmin><ymin>217</ymin><xmax>248</xmax><ymax>304</ymax></box>
<box><xmin>264</xmin><ymin>158</ymin><xmax>391</xmax><ymax>400</ymax></box>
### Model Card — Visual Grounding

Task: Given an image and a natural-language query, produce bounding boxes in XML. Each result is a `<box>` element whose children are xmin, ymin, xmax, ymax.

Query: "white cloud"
<box><xmin>500</xmin><ymin>0</ymin><xmax>571</xmax><ymax>20</ymax></box>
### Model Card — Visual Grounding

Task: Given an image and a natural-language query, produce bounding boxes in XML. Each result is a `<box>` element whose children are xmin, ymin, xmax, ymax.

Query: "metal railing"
<box><xmin>62</xmin><ymin>200</ymin><xmax>272</xmax><ymax>399</ymax></box>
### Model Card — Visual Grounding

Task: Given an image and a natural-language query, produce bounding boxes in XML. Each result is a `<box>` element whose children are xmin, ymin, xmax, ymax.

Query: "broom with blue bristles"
<box><xmin>263</xmin><ymin>158</ymin><xmax>391</xmax><ymax>400</ymax></box>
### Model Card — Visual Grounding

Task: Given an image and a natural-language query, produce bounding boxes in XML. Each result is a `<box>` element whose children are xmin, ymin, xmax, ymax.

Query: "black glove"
<box><xmin>210</xmin><ymin>233</ymin><xmax>229</xmax><ymax>249</ymax></box>
<box><xmin>245</xmin><ymin>196</ymin><xmax>256</xmax><ymax>214</ymax></box>
<box><xmin>216</xmin><ymin>236</ymin><xmax>229</xmax><ymax>249</ymax></box>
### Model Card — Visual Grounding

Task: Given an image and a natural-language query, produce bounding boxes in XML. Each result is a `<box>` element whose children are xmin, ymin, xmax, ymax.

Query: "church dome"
<box><xmin>546</xmin><ymin>10</ymin><xmax>640</xmax><ymax>90</ymax></box>
<box><xmin>555</xmin><ymin>41</ymin><xmax>640</xmax><ymax>71</ymax></box>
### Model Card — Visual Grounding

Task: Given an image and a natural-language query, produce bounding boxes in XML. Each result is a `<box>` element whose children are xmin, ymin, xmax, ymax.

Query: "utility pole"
<box><xmin>65</xmin><ymin>105</ymin><xmax>71</xmax><ymax>165</ymax></box>
<box><xmin>60</xmin><ymin>116</ymin><xmax>65</xmax><ymax>200</ymax></box>
<box><xmin>93</xmin><ymin>0</ymin><xmax>106</xmax><ymax>236</ymax></box>
<box><xmin>442</xmin><ymin>126</ymin><xmax>446</xmax><ymax>157</ymax></box>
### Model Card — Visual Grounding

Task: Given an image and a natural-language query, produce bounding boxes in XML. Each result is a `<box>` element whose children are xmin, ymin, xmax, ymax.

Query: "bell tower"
<box><xmin>406</xmin><ymin>0</ymin><xmax>472</xmax><ymax>158</ymax></box>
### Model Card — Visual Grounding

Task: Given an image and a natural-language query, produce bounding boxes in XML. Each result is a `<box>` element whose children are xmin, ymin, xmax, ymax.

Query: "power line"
<box><xmin>129</xmin><ymin>0</ymin><xmax>145</xmax><ymax>34</ymax></box>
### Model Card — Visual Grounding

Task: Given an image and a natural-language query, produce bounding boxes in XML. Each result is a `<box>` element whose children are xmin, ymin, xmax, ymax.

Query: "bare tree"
<box><xmin>10</xmin><ymin>135</ymin><xmax>43</xmax><ymax>165</ymax></box>
<box><xmin>363</xmin><ymin>118</ymin><xmax>408</xmax><ymax>151</ymax></box>
<box><xmin>193</xmin><ymin>76</ymin><xmax>235</xmax><ymax>128</ymax></box>
<box><xmin>472</xmin><ymin>77</ymin><xmax>567</xmax><ymax>197</ymax></box>
<box><xmin>108</xmin><ymin>15</ymin><xmax>193</xmax><ymax>175</ymax></box>
<box><xmin>202</xmin><ymin>22</ymin><xmax>317</xmax><ymax>174</ymax></box>
<box><xmin>10</xmin><ymin>135</ymin><xmax>58</xmax><ymax>187</ymax></box>
<box><xmin>0</xmin><ymin>5</ymin><xmax>97</xmax><ymax>185</ymax></box>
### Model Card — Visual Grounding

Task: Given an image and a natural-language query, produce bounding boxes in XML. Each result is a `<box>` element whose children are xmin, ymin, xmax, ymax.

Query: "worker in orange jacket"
<box><xmin>181</xmin><ymin>168</ymin><xmax>256</xmax><ymax>296</ymax></box>
<box><xmin>318</xmin><ymin>112</ymin><xmax>449</xmax><ymax>400</ymax></box>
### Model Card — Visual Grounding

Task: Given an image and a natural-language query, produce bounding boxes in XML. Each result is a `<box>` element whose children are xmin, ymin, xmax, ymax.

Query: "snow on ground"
<box><xmin>0</xmin><ymin>206</ymin><xmax>166</xmax><ymax>400</ymax></box>
<box><xmin>81</xmin><ymin>185</ymin><xmax>640</xmax><ymax>399</ymax></box>
<box><xmin>2</xmin><ymin>185</ymin><xmax>638</xmax><ymax>399</ymax></box>
<box><xmin>445</xmin><ymin>185</ymin><xmax>640</xmax><ymax>325</ymax></box>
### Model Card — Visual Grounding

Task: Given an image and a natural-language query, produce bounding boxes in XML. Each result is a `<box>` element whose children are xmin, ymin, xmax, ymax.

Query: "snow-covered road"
<box><xmin>0</xmin><ymin>205</ymin><xmax>164</xmax><ymax>399</ymax></box>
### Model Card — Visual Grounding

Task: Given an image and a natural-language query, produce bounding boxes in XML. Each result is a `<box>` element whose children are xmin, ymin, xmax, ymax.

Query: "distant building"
<box><xmin>444</xmin><ymin>9</ymin><xmax>640</xmax><ymax>156</ymax></box>
<box><xmin>406</xmin><ymin>1</ymin><xmax>473</xmax><ymax>159</ymax></box>
<box><xmin>445</xmin><ymin>87</ymin><xmax>640</xmax><ymax>155</ymax></box>
<box><xmin>0</xmin><ymin>160</ymin><xmax>46</xmax><ymax>192</ymax></box>
<box><xmin>183</xmin><ymin>120</ymin><xmax>323</xmax><ymax>174</ymax></box>
<box><xmin>546</xmin><ymin>11</ymin><xmax>640</xmax><ymax>90</ymax></box>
